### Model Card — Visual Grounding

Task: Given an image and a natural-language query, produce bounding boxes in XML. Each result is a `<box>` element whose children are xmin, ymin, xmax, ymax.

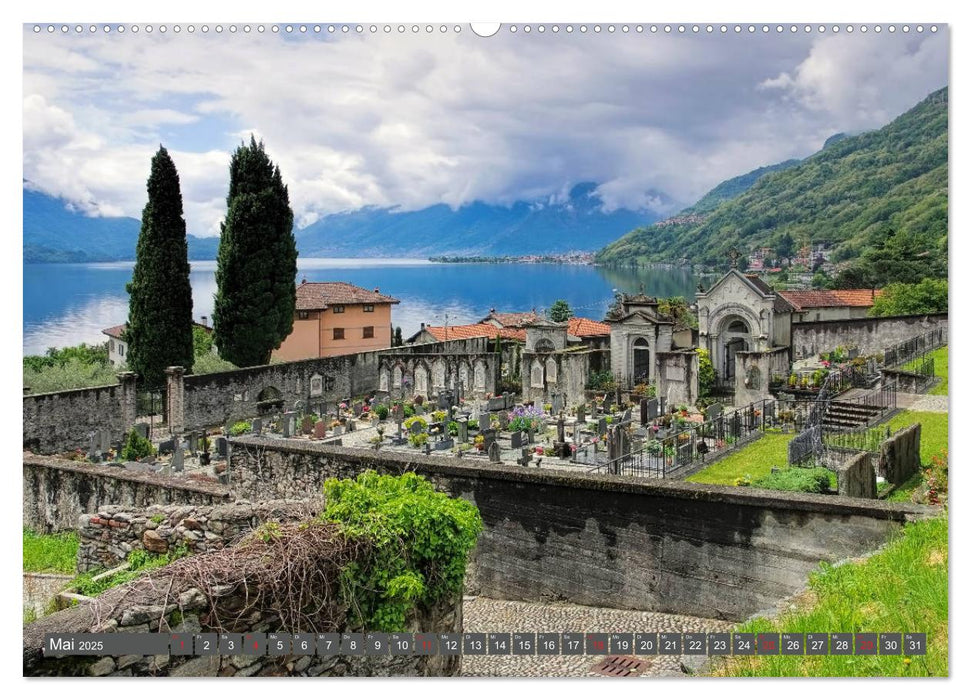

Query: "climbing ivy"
<box><xmin>321</xmin><ymin>471</ymin><xmax>483</xmax><ymax>632</ymax></box>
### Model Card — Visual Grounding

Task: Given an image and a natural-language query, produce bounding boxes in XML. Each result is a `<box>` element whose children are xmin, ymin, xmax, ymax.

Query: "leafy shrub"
<box><xmin>374</xmin><ymin>404</ymin><xmax>390</xmax><ymax>420</ymax></box>
<box><xmin>586</xmin><ymin>369</ymin><xmax>616</xmax><ymax>391</ymax></box>
<box><xmin>121</xmin><ymin>429</ymin><xmax>155</xmax><ymax>461</ymax></box>
<box><xmin>322</xmin><ymin>471</ymin><xmax>482</xmax><ymax>631</ymax></box>
<box><xmin>403</xmin><ymin>404</ymin><xmax>415</xmax><ymax>418</ymax></box>
<box><xmin>229</xmin><ymin>420</ymin><xmax>252</xmax><ymax>436</ymax></box>
<box><xmin>447</xmin><ymin>421</ymin><xmax>459</xmax><ymax>436</ymax></box>
<box><xmin>752</xmin><ymin>468</ymin><xmax>832</xmax><ymax>493</ymax></box>
<box><xmin>408</xmin><ymin>432</ymin><xmax>429</xmax><ymax>448</ymax></box>
<box><xmin>467</xmin><ymin>419</ymin><xmax>479</xmax><ymax>431</ymax></box>
<box><xmin>403</xmin><ymin>416</ymin><xmax>427</xmax><ymax>432</ymax></box>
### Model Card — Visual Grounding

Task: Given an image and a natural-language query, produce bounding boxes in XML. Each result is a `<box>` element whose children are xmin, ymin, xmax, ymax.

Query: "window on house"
<box><xmin>298</xmin><ymin>311</ymin><xmax>309</xmax><ymax>320</ymax></box>
<box><xmin>109</xmin><ymin>339</ymin><xmax>115</xmax><ymax>352</ymax></box>
<box><xmin>363</xmin><ymin>326</ymin><xmax>374</xmax><ymax>339</ymax></box>
<box><xmin>333</xmin><ymin>328</ymin><xmax>345</xmax><ymax>340</ymax></box>
<box><xmin>119</xmin><ymin>344</ymin><xmax>125</xmax><ymax>357</ymax></box>
<box><xmin>363</xmin><ymin>304</ymin><xmax>374</xmax><ymax>313</ymax></box>
<box><xmin>333</xmin><ymin>305</ymin><xmax>345</xmax><ymax>314</ymax></box>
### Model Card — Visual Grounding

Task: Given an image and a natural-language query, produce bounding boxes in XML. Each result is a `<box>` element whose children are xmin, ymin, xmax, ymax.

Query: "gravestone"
<box><xmin>184</xmin><ymin>432</ymin><xmax>197</xmax><ymax>456</ymax></box>
<box><xmin>640</xmin><ymin>399</ymin><xmax>649</xmax><ymax>425</ymax></box>
<box><xmin>517</xmin><ymin>448</ymin><xmax>533</xmax><ymax>468</ymax></box>
<box><xmin>294</xmin><ymin>400</ymin><xmax>306</xmax><ymax>414</ymax></box>
<box><xmin>706</xmin><ymin>403</ymin><xmax>723</xmax><ymax>422</ymax></box>
<box><xmin>482</xmin><ymin>428</ymin><xmax>497</xmax><ymax>452</ymax></box>
<box><xmin>410</xmin><ymin>421</ymin><xmax>424</xmax><ymax>435</ymax></box>
<box><xmin>553</xmin><ymin>416</ymin><xmax>571</xmax><ymax>459</ymax></box>
<box><xmin>457</xmin><ymin>418</ymin><xmax>468</xmax><ymax>444</ymax></box>
<box><xmin>158</xmin><ymin>438</ymin><xmax>175</xmax><ymax>455</ymax></box>
<box><xmin>171</xmin><ymin>443</ymin><xmax>184</xmax><ymax>473</ymax></box>
<box><xmin>576</xmin><ymin>404</ymin><xmax>586</xmax><ymax>425</ymax></box>
<box><xmin>597</xmin><ymin>417</ymin><xmax>608</xmax><ymax>435</ymax></box>
<box><xmin>435</xmin><ymin>437</ymin><xmax>454</xmax><ymax>451</ymax></box>
<box><xmin>510</xmin><ymin>431</ymin><xmax>523</xmax><ymax>449</ymax></box>
<box><xmin>488</xmin><ymin>441</ymin><xmax>501</xmax><ymax>463</ymax></box>
<box><xmin>314</xmin><ymin>421</ymin><xmax>327</xmax><ymax>439</ymax></box>
<box><xmin>251</xmin><ymin>418</ymin><xmax>263</xmax><ymax>435</ymax></box>
<box><xmin>659</xmin><ymin>397</ymin><xmax>667</xmax><ymax>415</ymax></box>
<box><xmin>551</xmin><ymin>393</ymin><xmax>564</xmax><ymax>416</ymax></box>
<box><xmin>134</xmin><ymin>423</ymin><xmax>150</xmax><ymax>440</ymax></box>
<box><xmin>498</xmin><ymin>412</ymin><xmax>509</xmax><ymax>431</ymax></box>
<box><xmin>647</xmin><ymin>399</ymin><xmax>659</xmax><ymax>421</ymax></box>
<box><xmin>678</xmin><ymin>442</ymin><xmax>693</xmax><ymax>467</ymax></box>
<box><xmin>87</xmin><ymin>432</ymin><xmax>100</xmax><ymax>461</ymax></box>
<box><xmin>622</xmin><ymin>409</ymin><xmax>632</xmax><ymax>424</ymax></box>
<box><xmin>615</xmin><ymin>387</ymin><xmax>623</xmax><ymax>408</ymax></box>
<box><xmin>438</xmin><ymin>390</ymin><xmax>454</xmax><ymax>410</ymax></box>
<box><xmin>215</xmin><ymin>437</ymin><xmax>227</xmax><ymax>457</ymax></box>
<box><xmin>526</xmin><ymin>426</ymin><xmax>535</xmax><ymax>444</ymax></box>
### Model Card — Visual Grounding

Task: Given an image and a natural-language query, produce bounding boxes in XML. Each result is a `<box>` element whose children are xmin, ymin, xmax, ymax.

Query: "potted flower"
<box><xmin>663</xmin><ymin>445</ymin><xmax>676</xmax><ymax>465</ymax></box>
<box><xmin>474</xmin><ymin>434</ymin><xmax>485</xmax><ymax>452</ymax></box>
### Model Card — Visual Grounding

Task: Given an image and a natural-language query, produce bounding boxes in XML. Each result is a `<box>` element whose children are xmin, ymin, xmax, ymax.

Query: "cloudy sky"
<box><xmin>23</xmin><ymin>24</ymin><xmax>948</xmax><ymax>236</ymax></box>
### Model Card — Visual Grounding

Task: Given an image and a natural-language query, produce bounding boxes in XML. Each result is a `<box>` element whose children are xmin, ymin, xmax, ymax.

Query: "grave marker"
<box><xmin>252</xmin><ymin>418</ymin><xmax>263</xmax><ymax>435</ymax></box>
<box><xmin>134</xmin><ymin>423</ymin><xmax>150</xmax><ymax>440</ymax></box>
<box><xmin>457</xmin><ymin>418</ymin><xmax>468</xmax><ymax>444</ymax></box>
<box><xmin>171</xmin><ymin>443</ymin><xmax>184</xmax><ymax>472</ymax></box>
<box><xmin>488</xmin><ymin>441</ymin><xmax>501</xmax><ymax>463</ymax></box>
<box><xmin>510</xmin><ymin>431</ymin><xmax>523</xmax><ymax>449</ymax></box>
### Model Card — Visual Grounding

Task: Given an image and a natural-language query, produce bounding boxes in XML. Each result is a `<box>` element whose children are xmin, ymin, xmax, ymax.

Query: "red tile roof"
<box><xmin>102</xmin><ymin>322</ymin><xmax>212</xmax><ymax>339</ymax></box>
<box><xmin>480</xmin><ymin>311</ymin><xmax>543</xmax><ymax>327</ymax></box>
<box><xmin>102</xmin><ymin>324</ymin><xmax>127</xmax><ymax>339</ymax></box>
<box><xmin>421</xmin><ymin>324</ymin><xmax>527</xmax><ymax>342</ymax></box>
<box><xmin>778</xmin><ymin>289</ymin><xmax>881</xmax><ymax>311</ymax></box>
<box><xmin>567</xmin><ymin>317</ymin><xmax>611</xmax><ymax>337</ymax></box>
<box><xmin>295</xmin><ymin>282</ymin><xmax>400</xmax><ymax>311</ymax></box>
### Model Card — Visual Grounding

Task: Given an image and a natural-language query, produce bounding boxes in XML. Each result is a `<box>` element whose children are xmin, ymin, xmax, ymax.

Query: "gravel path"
<box><xmin>896</xmin><ymin>393</ymin><xmax>949</xmax><ymax>413</ymax></box>
<box><xmin>461</xmin><ymin>597</ymin><xmax>733</xmax><ymax>677</ymax></box>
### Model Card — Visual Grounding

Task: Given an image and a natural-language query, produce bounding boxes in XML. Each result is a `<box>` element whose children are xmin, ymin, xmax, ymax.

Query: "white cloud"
<box><xmin>22</xmin><ymin>28</ymin><xmax>948</xmax><ymax>237</ymax></box>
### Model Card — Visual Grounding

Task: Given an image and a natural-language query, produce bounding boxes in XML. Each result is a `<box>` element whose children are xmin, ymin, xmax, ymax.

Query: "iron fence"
<box><xmin>582</xmin><ymin>398</ymin><xmax>779</xmax><ymax>479</ymax></box>
<box><xmin>883</xmin><ymin>328</ymin><xmax>947</xmax><ymax>368</ymax></box>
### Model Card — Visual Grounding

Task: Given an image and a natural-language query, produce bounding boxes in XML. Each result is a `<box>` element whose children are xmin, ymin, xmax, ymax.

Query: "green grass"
<box><xmin>904</xmin><ymin>346</ymin><xmax>948</xmax><ymax>395</ymax></box>
<box><xmin>686</xmin><ymin>433</ymin><xmax>792</xmax><ymax>486</ymax></box>
<box><xmin>709</xmin><ymin>515</ymin><xmax>948</xmax><ymax>677</ymax></box>
<box><xmin>23</xmin><ymin>529</ymin><xmax>79</xmax><ymax>574</ymax></box>
<box><xmin>884</xmin><ymin>411</ymin><xmax>948</xmax><ymax>465</ymax></box>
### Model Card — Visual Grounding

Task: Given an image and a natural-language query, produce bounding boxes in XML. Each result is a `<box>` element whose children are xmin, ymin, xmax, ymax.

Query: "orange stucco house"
<box><xmin>273</xmin><ymin>281</ymin><xmax>400</xmax><ymax>361</ymax></box>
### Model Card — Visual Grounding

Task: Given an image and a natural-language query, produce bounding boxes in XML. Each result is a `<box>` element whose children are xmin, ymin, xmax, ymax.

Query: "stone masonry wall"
<box><xmin>77</xmin><ymin>500</ymin><xmax>322</xmax><ymax>572</ymax></box>
<box><xmin>879</xmin><ymin>423</ymin><xmax>922</xmax><ymax>485</ymax></box>
<box><xmin>837</xmin><ymin>452</ymin><xmax>877</xmax><ymax>499</ymax></box>
<box><xmin>227</xmin><ymin>436</ymin><xmax>935</xmax><ymax>621</ymax></box>
<box><xmin>791</xmin><ymin>313</ymin><xmax>947</xmax><ymax>360</ymax></box>
<box><xmin>24</xmin><ymin>555</ymin><xmax>462</xmax><ymax>677</ymax></box>
<box><xmin>23</xmin><ymin>375</ymin><xmax>136</xmax><ymax>455</ymax></box>
<box><xmin>24</xmin><ymin>455</ymin><xmax>231</xmax><ymax>534</ymax></box>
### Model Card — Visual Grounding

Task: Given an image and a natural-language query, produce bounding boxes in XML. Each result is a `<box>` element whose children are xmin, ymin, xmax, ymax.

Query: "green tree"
<box><xmin>213</xmin><ymin>136</ymin><xmax>298</xmax><ymax>367</ymax></box>
<box><xmin>192</xmin><ymin>325</ymin><xmax>213</xmax><ymax>357</ymax></box>
<box><xmin>696</xmin><ymin>348</ymin><xmax>715</xmax><ymax>397</ymax></box>
<box><xmin>125</xmin><ymin>146</ymin><xmax>194</xmax><ymax>387</ymax></box>
<box><xmin>658</xmin><ymin>296</ymin><xmax>698</xmax><ymax>329</ymax></box>
<box><xmin>548</xmin><ymin>299</ymin><xmax>573</xmax><ymax>322</ymax></box>
<box><xmin>775</xmin><ymin>231</ymin><xmax>796</xmax><ymax>262</ymax></box>
<box><xmin>870</xmin><ymin>278</ymin><xmax>948</xmax><ymax>317</ymax></box>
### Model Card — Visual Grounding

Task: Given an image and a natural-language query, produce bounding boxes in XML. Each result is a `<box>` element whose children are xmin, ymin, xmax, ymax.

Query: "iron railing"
<box><xmin>883</xmin><ymin>328</ymin><xmax>947</xmax><ymax>368</ymax></box>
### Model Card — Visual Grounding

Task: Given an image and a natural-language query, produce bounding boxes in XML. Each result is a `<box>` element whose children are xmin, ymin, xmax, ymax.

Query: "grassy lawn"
<box><xmin>708</xmin><ymin>515</ymin><xmax>948</xmax><ymax>677</ymax></box>
<box><xmin>686</xmin><ymin>433</ymin><xmax>792</xmax><ymax>486</ymax></box>
<box><xmin>23</xmin><ymin>528</ymin><xmax>78</xmax><ymax>574</ymax></box>
<box><xmin>885</xmin><ymin>411</ymin><xmax>948</xmax><ymax>465</ymax></box>
<box><xmin>904</xmin><ymin>346</ymin><xmax>948</xmax><ymax>396</ymax></box>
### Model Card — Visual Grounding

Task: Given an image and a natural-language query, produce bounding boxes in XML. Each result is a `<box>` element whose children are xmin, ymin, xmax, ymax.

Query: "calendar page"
<box><xmin>21</xmin><ymin>12</ymin><xmax>949</xmax><ymax>686</ymax></box>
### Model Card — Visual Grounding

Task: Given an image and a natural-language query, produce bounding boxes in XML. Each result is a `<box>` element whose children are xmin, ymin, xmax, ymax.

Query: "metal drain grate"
<box><xmin>591</xmin><ymin>655</ymin><xmax>647</xmax><ymax>677</ymax></box>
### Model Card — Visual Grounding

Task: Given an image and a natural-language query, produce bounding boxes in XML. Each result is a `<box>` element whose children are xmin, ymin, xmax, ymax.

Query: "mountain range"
<box><xmin>596</xmin><ymin>87</ymin><xmax>948</xmax><ymax>288</ymax></box>
<box><xmin>22</xmin><ymin>182</ymin><xmax>676</xmax><ymax>262</ymax></box>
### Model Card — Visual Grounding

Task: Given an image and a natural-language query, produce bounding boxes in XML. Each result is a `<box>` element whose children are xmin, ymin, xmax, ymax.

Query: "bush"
<box><xmin>403</xmin><ymin>404</ymin><xmax>415</xmax><ymax>418</ymax></box>
<box><xmin>752</xmin><ymin>468</ymin><xmax>832</xmax><ymax>493</ymax></box>
<box><xmin>23</xmin><ymin>529</ymin><xmax>79</xmax><ymax>574</ymax></box>
<box><xmin>403</xmin><ymin>416</ymin><xmax>427</xmax><ymax>432</ymax></box>
<box><xmin>586</xmin><ymin>369</ymin><xmax>616</xmax><ymax>391</ymax></box>
<box><xmin>229</xmin><ymin>420</ymin><xmax>252</xmax><ymax>436</ymax></box>
<box><xmin>322</xmin><ymin>471</ymin><xmax>483</xmax><ymax>631</ymax></box>
<box><xmin>121</xmin><ymin>429</ymin><xmax>155</xmax><ymax>461</ymax></box>
<box><xmin>467</xmin><ymin>419</ymin><xmax>479</xmax><ymax>431</ymax></box>
<box><xmin>408</xmin><ymin>432</ymin><xmax>429</xmax><ymax>448</ymax></box>
<box><xmin>374</xmin><ymin>404</ymin><xmax>390</xmax><ymax>420</ymax></box>
<box><xmin>447</xmin><ymin>421</ymin><xmax>459</xmax><ymax>436</ymax></box>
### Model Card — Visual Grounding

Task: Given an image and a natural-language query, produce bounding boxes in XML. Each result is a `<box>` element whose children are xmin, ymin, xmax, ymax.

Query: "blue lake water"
<box><xmin>22</xmin><ymin>259</ymin><xmax>702</xmax><ymax>355</ymax></box>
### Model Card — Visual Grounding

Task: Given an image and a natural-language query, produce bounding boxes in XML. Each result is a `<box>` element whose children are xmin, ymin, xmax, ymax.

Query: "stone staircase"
<box><xmin>822</xmin><ymin>399</ymin><xmax>886</xmax><ymax>431</ymax></box>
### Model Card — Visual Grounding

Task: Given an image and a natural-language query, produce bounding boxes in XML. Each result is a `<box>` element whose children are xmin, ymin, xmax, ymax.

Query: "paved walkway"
<box><xmin>896</xmin><ymin>392</ymin><xmax>948</xmax><ymax>413</ymax></box>
<box><xmin>461</xmin><ymin>597</ymin><xmax>732</xmax><ymax>677</ymax></box>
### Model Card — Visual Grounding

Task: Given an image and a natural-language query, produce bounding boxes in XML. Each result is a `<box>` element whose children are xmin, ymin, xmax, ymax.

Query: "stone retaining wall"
<box><xmin>227</xmin><ymin>436</ymin><xmax>936</xmax><ymax>621</ymax></box>
<box><xmin>23</xmin><ymin>455</ymin><xmax>231</xmax><ymax>533</ymax></box>
<box><xmin>77</xmin><ymin>500</ymin><xmax>322</xmax><ymax>572</ymax></box>
<box><xmin>880</xmin><ymin>423</ymin><xmax>922</xmax><ymax>485</ymax></box>
<box><xmin>791</xmin><ymin>313</ymin><xmax>947</xmax><ymax>360</ymax></box>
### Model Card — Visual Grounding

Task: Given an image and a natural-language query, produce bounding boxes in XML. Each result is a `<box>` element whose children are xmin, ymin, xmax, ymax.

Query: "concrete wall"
<box><xmin>655</xmin><ymin>350</ymin><xmax>699</xmax><ymax>407</ymax></box>
<box><xmin>880</xmin><ymin>423</ymin><xmax>922</xmax><ymax>485</ymax></box>
<box><xmin>227</xmin><ymin>437</ymin><xmax>934</xmax><ymax>621</ymax></box>
<box><xmin>791</xmin><ymin>314</ymin><xmax>948</xmax><ymax>360</ymax></box>
<box><xmin>520</xmin><ymin>349</ymin><xmax>601</xmax><ymax>409</ymax></box>
<box><xmin>734</xmin><ymin>347</ymin><xmax>790</xmax><ymax>406</ymax></box>
<box><xmin>23</xmin><ymin>456</ymin><xmax>231</xmax><ymax>533</ymax></box>
<box><xmin>837</xmin><ymin>452</ymin><xmax>877</xmax><ymax>499</ymax></box>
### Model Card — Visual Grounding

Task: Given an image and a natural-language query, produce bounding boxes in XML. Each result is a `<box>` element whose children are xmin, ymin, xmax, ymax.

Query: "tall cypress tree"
<box><xmin>125</xmin><ymin>146</ymin><xmax>194</xmax><ymax>387</ymax></box>
<box><xmin>213</xmin><ymin>136</ymin><xmax>298</xmax><ymax>367</ymax></box>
